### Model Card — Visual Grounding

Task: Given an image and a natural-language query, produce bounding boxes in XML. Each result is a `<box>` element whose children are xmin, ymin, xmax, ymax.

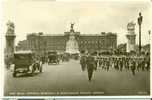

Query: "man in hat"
<box><xmin>86</xmin><ymin>53</ymin><xmax>96</xmax><ymax>81</ymax></box>
<box><xmin>130</xmin><ymin>58</ymin><xmax>136</xmax><ymax>75</ymax></box>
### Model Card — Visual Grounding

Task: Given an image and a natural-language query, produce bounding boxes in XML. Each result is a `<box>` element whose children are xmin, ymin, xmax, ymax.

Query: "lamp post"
<box><xmin>137</xmin><ymin>12</ymin><xmax>143</xmax><ymax>54</ymax></box>
<box><xmin>148</xmin><ymin>30</ymin><xmax>151</xmax><ymax>39</ymax></box>
<box><xmin>148</xmin><ymin>30</ymin><xmax>151</xmax><ymax>53</ymax></box>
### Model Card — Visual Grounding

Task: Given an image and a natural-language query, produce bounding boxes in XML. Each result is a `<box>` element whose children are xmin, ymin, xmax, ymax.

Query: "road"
<box><xmin>4</xmin><ymin>59</ymin><xmax>150</xmax><ymax>96</ymax></box>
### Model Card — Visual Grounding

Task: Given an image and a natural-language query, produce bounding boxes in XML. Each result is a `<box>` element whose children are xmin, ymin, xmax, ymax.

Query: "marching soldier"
<box><xmin>106</xmin><ymin>58</ymin><xmax>110</xmax><ymax>71</ymax></box>
<box><xmin>119</xmin><ymin>58</ymin><xmax>123</xmax><ymax>71</ymax></box>
<box><xmin>130</xmin><ymin>58</ymin><xmax>136</xmax><ymax>76</ymax></box>
<box><xmin>137</xmin><ymin>58</ymin><xmax>141</xmax><ymax>71</ymax></box>
<box><xmin>102</xmin><ymin>58</ymin><xmax>105</xmax><ymax>69</ymax></box>
<box><xmin>126</xmin><ymin>58</ymin><xmax>130</xmax><ymax>70</ymax></box>
<box><xmin>86</xmin><ymin>53</ymin><xmax>96</xmax><ymax>81</ymax></box>
<box><xmin>141</xmin><ymin>58</ymin><xmax>145</xmax><ymax>71</ymax></box>
<box><xmin>99</xmin><ymin>57</ymin><xmax>103</xmax><ymax>68</ymax></box>
<box><xmin>115</xmin><ymin>58</ymin><xmax>119</xmax><ymax>70</ymax></box>
<box><xmin>93</xmin><ymin>54</ymin><xmax>98</xmax><ymax>70</ymax></box>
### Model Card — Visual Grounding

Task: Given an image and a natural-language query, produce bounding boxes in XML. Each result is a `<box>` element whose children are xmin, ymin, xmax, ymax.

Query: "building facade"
<box><xmin>16</xmin><ymin>25</ymin><xmax>117</xmax><ymax>55</ymax></box>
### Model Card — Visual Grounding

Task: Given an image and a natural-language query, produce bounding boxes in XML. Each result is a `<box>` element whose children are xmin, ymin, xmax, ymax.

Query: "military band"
<box><xmin>80</xmin><ymin>52</ymin><xmax>150</xmax><ymax>81</ymax></box>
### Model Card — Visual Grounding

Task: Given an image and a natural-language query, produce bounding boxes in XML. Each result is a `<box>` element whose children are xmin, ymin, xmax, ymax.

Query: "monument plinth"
<box><xmin>65</xmin><ymin>23</ymin><xmax>79</xmax><ymax>54</ymax></box>
<box><xmin>126</xmin><ymin>22</ymin><xmax>136</xmax><ymax>52</ymax></box>
<box><xmin>5</xmin><ymin>21</ymin><xmax>16</xmax><ymax>66</ymax></box>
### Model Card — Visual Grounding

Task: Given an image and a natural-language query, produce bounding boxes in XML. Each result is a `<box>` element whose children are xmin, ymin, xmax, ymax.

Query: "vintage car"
<box><xmin>48</xmin><ymin>51</ymin><xmax>60</xmax><ymax>64</ymax></box>
<box><xmin>62</xmin><ymin>53</ymin><xmax>70</xmax><ymax>62</ymax></box>
<box><xmin>12</xmin><ymin>51</ymin><xmax>43</xmax><ymax>77</ymax></box>
<box><xmin>71</xmin><ymin>53</ymin><xmax>79</xmax><ymax>60</ymax></box>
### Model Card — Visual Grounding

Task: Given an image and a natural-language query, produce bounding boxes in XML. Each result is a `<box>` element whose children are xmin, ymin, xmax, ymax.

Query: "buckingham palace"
<box><xmin>16</xmin><ymin>24</ymin><xmax>117</xmax><ymax>55</ymax></box>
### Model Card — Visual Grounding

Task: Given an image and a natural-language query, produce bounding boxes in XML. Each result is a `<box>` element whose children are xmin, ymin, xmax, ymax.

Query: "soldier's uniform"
<box><xmin>99</xmin><ymin>58</ymin><xmax>103</xmax><ymax>67</ymax></box>
<box><xmin>131</xmin><ymin>59</ymin><xmax>136</xmax><ymax>75</ymax></box>
<box><xmin>146</xmin><ymin>59</ymin><xmax>150</xmax><ymax>71</ymax></box>
<box><xmin>141</xmin><ymin>59</ymin><xmax>145</xmax><ymax>71</ymax></box>
<box><xmin>137</xmin><ymin>58</ymin><xmax>140</xmax><ymax>71</ymax></box>
<box><xmin>106</xmin><ymin>58</ymin><xmax>110</xmax><ymax>71</ymax></box>
<box><xmin>126</xmin><ymin>58</ymin><xmax>130</xmax><ymax>70</ymax></box>
<box><xmin>115</xmin><ymin>59</ymin><xmax>119</xmax><ymax>70</ymax></box>
<box><xmin>119</xmin><ymin>59</ymin><xmax>123</xmax><ymax>71</ymax></box>
<box><xmin>86</xmin><ymin>54</ymin><xmax>95</xmax><ymax>81</ymax></box>
<box><xmin>94</xmin><ymin>55</ymin><xmax>98</xmax><ymax>70</ymax></box>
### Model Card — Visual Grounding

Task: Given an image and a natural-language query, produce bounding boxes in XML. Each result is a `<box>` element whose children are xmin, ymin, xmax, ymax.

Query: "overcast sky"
<box><xmin>2</xmin><ymin>0</ymin><xmax>152</xmax><ymax>45</ymax></box>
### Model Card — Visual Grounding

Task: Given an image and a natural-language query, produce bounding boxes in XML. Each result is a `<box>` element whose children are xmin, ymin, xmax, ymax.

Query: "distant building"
<box><xmin>16</xmin><ymin>24</ymin><xmax>117</xmax><ymax>55</ymax></box>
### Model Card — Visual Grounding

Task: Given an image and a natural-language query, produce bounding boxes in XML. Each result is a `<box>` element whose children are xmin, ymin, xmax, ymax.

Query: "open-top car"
<box><xmin>12</xmin><ymin>51</ymin><xmax>43</xmax><ymax>77</ymax></box>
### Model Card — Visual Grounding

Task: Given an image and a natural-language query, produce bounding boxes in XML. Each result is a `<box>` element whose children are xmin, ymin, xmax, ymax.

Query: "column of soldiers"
<box><xmin>80</xmin><ymin>51</ymin><xmax>150</xmax><ymax>81</ymax></box>
<box><xmin>98</xmin><ymin>56</ymin><xmax>150</xmax><ymax>74</ymax></box>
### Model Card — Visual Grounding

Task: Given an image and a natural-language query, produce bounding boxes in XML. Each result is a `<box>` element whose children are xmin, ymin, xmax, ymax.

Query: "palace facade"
<box><xmin>16</xmin><ymin>26</ymin><xmax>117</xmax><ymax>55</ymax></box>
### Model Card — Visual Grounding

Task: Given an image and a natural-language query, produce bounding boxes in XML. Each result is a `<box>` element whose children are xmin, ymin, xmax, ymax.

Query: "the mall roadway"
<box><xmin>4</xmin><ymin>59</ymin><xmax>150</xmax><ymax>96</ymax></box>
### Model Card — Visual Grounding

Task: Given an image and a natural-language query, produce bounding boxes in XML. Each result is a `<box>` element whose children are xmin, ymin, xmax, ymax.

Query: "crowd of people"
<box><xmin>80</xmin><ymin>52</ymin><xmax>150</xmax><ymax>81</ymax></box>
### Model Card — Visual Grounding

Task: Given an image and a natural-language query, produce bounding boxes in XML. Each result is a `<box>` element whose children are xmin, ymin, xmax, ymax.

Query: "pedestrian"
<box><xmin>80</xmin><ymin>53</ymin><xmax>87</xmax><ymax>71</ymax></box>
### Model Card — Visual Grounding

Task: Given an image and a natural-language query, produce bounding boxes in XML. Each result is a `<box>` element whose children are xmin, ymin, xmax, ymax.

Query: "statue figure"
<box><xmin>6</xmin><ymin>20</ymin><xmax>15</xmax><ymax>35</ymax></box>
<box><xmin>70</xmin><ymin>23</ymin><xmax>75</xmax><ymax>32</ymax></box>
<box><xmin>127</xmin><ymin>21</ymin><xmax>136</xmax><ymax>31</ymax></box>
<box><xmin>126</xmin><ymin>21</ymin><xmax>136</xmax><ymax>52</ymax></box>
<box><xmin>71</xmin><ymin>23</ymin><xmax>74</xmax><ymax>29</ymax></box>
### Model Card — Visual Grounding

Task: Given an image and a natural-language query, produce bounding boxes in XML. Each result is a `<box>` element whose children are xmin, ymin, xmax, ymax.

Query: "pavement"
<box><xmin>4</xmin><ymin>59</ymin><xmax>150</xmax><ymax>96</ymax></box>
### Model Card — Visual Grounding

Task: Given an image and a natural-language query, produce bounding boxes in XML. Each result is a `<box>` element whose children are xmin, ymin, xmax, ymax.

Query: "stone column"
<box><xmin>126</xmin><ymin>22</ymin><xmax>136</xmax><ymax>52</ymax></box>
<box><xmin>5</xmin><ymin>21</ymin><xmax>16</xmax><ymax>66</ymax></box>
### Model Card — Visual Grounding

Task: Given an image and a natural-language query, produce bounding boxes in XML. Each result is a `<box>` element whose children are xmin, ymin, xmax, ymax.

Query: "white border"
<box><xmin>0</xmin><ymin>0</ymin><xmax>151</xmax><ymax>98</ymax></box>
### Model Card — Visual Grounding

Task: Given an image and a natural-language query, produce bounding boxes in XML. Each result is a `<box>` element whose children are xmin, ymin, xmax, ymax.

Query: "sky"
<box><xmin>2</xmin><ymin>0</ymin><xmax>152</xmax><ymax>46</ymax></box>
